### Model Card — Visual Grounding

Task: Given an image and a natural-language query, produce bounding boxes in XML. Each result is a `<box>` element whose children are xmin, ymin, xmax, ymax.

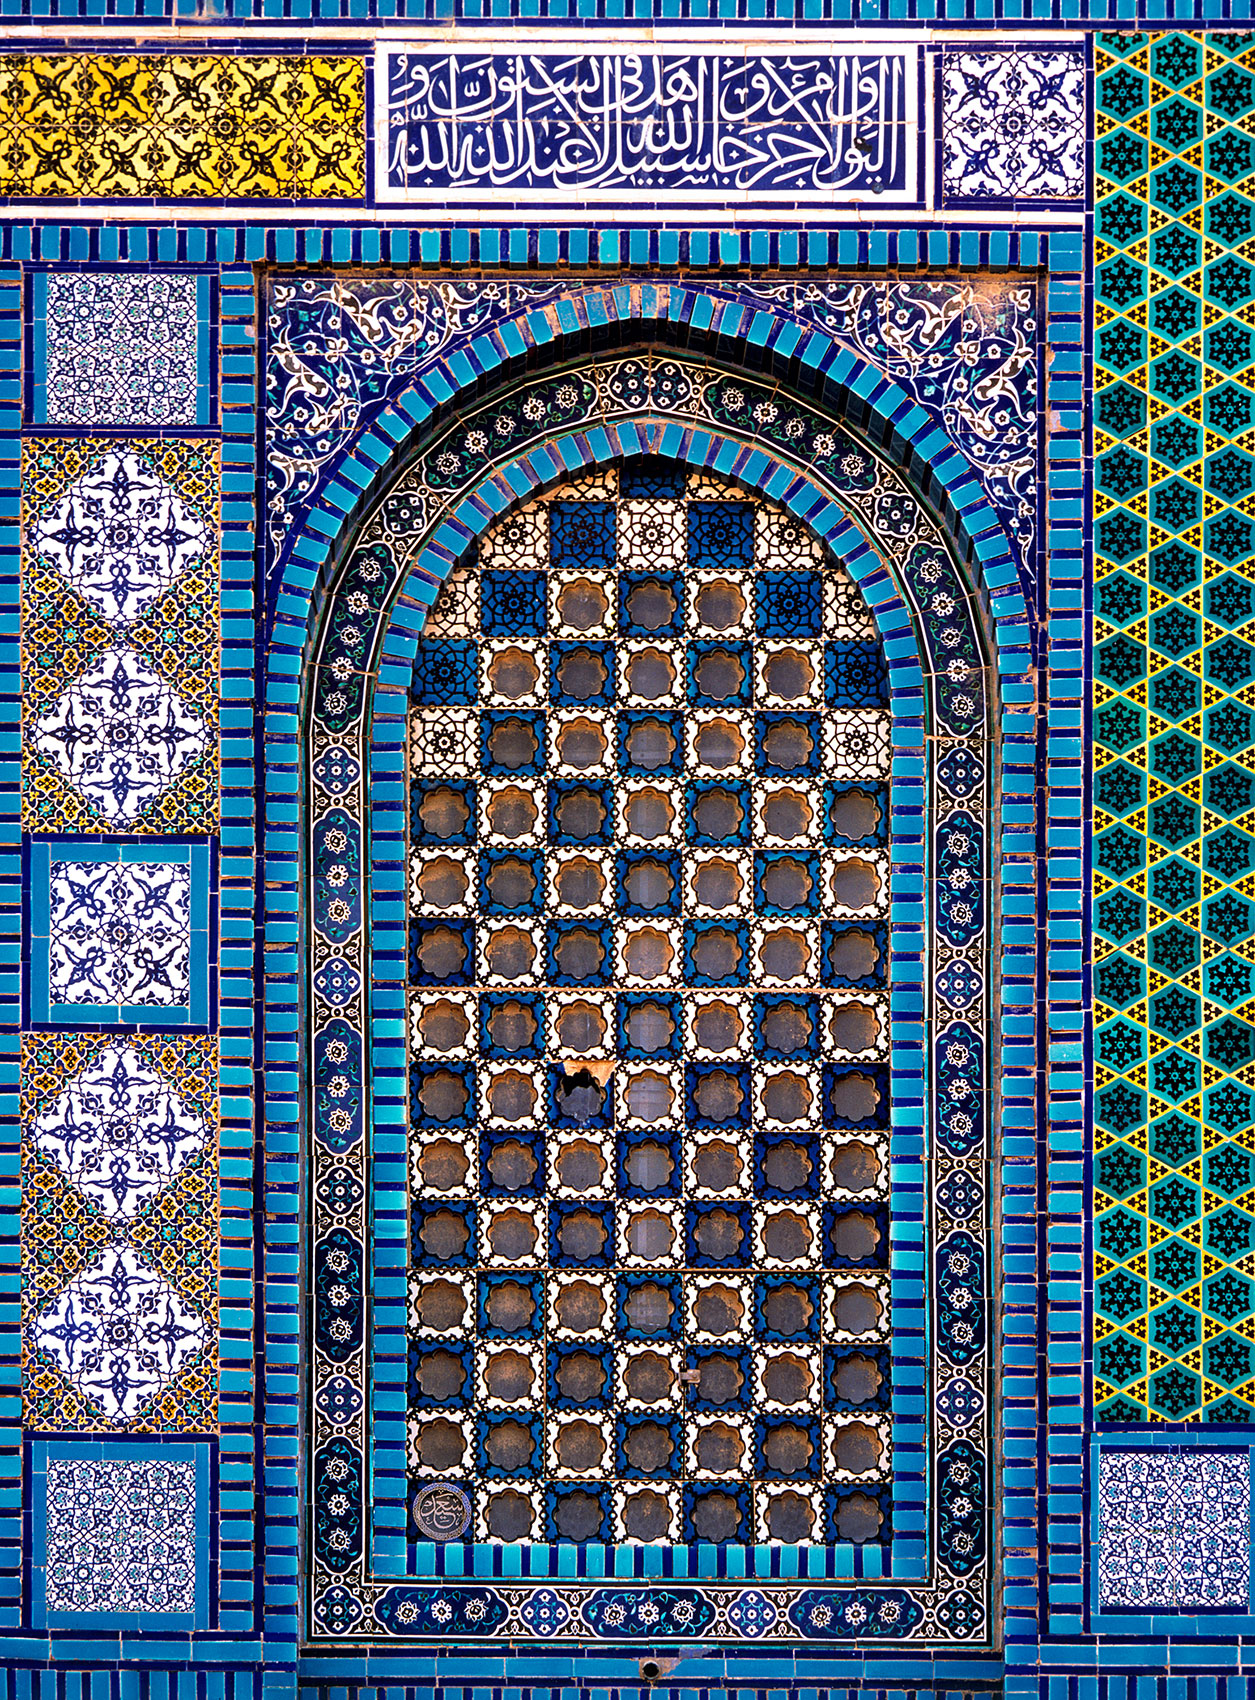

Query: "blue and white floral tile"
<box><xmin>21</xmin><ymin>1034</ymin><xmax>219</xmax><ymax>1432</ymax></box>
<box><xmin>32</xmin><ymin>1443</ymin><xmax>209</xmax><ymax>1627</ymax></box>
<box><xmin>21</xmin><ymin>439</ymin><xmax>220</xmax><ymax>836</ymax></box>
<box><xmin>940</xmin><ymin>49</ymin><xmax>1087</xmax><ymax>203</ymax></box>
<box><xmin>27</xmin><ymin>842</ymin><xmax>212</xmax><ymax>1027</ymax></box>
<box><xmin>1098</xmin><ymin>1447</ymin><xmax>1252</xmax><ymax>1612</ymax></box>
<box><xmin>30</xmin><ymin>269</ymin><xmax>212</xmax><ymax>428</ymax></box>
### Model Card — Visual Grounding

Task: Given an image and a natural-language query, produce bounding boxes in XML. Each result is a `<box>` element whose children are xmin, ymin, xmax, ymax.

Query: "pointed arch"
<box><xmin>290</xmin><ymin>345</ymin><xmax>1002</xmax><ymax>1649</ymax></box>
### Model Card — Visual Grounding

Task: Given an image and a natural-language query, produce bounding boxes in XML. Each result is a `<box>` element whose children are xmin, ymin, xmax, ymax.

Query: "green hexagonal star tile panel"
<box><xmin>1095</xmin><ymin>31</ymin><xmax>1255</xmax><ymax>1424</ymax></box>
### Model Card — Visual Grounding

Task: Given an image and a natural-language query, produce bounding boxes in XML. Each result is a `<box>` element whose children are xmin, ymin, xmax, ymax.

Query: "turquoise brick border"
<box><xmin>0</xmin><ymin>260</ymin><xmax>20</xmax><ymax>1639</ymax></box>
<box><xmin>1000</xmin><ymin>235</ymin><xmax>1087</xmax><ymax>1659</ymax></box>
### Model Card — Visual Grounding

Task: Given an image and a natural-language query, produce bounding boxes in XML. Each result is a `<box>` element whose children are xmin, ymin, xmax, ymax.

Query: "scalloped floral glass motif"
<box><xmin>404</xmin><ymin>461</ymin><xmax>894</xmax><ymax>1547</ymax></box>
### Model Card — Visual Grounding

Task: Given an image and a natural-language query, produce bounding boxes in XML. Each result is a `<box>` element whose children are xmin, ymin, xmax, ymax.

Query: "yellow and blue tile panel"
<box><xmin>20</xmin><ymin>1036</ymin><xmax>219</xmax><ymax>1434</ymax></box>
<box><xmin>20</xmin><ymin>438</ymin><xmax>220</xmax><ymax>836</ymax></box>
<box><xmin>0</xmin><ymin>54</ymin><xmax>364</xmax><ymax>199</ymax></box>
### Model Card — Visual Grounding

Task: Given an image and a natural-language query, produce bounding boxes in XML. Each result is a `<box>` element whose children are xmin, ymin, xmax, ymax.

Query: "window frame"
<box><xmin>301</xmin><ymin>351</ymin><xmax>998</xmax><ymax>1649</ymax></box>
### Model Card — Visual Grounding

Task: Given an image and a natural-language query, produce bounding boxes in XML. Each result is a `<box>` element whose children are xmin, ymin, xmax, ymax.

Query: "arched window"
<box><xmin>405</xmin><ymin>457</ymin><xmax>893</xmax><ymax>1548</ymax></box>
<box><xmin>306</xmin><ymin>345</ymin><xmax>996</xmax><ymax>1642</ymax></box>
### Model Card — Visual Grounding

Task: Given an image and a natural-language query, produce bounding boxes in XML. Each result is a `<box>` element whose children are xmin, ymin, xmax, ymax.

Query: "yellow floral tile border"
<box><xmin>0</xmin><ymin>54</ymin><xmax>365</xmax><ymax>198</ymax></box>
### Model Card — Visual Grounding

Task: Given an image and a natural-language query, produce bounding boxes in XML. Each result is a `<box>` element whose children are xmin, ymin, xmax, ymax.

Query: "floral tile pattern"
<box><xmin>21</xmin><ymin>1035</ymin><xmax>218</xmax><ymax>1432</ymax></box>
<box><xmin>47</xmin><ymin>858</ymin><xmax>192</xmax><ymax>1009</ymax></box>
<box><xmin>21</xmin><ymin>439</ymin><xmax>219</xmax><ymax>834</ymax></box>
<box><xmin>33</xmin><ymin>1247</ymin><xmax>209</xmax><ymax>1423</ymax></box>
<box><xmin>30</xmin><ymin>1039</ymin><xmax>210</xmax><ymax>1218</ymax></box>
<box><xmin>1098</xmin><ymin>1448</ymin><xmax>1251</xmax><ymax>1609</ymax></box>
<box><xmin>265</xmin><ymin>275</ymin><xmax>1040</xmax><ymax>605</ymax></box>
<box><xmin>940</xmin><ymin>49</ymin><xmax>1087</xmax><ymax>201</ymax></box>
<box><xmin>1093</xmin><ymin>33</ymin><xmax>1255</xmax><ymax>1424</ymax></box>
<box><xmin>34</xmin><ymin>271</ymin><xmax>207</xmax><ymax>427</ymax></box>
<box><xmin>42</xmin><ymin>1454</ymin><xmax>199</xmax><ymax>1616</ymax></box>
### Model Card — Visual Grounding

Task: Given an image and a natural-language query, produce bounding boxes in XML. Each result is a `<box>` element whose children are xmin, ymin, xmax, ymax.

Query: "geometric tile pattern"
<box><xmin>402</xmin><ymin>463</ymin><xmax>893</xmax><ymax>1550</ymax></box>
<box><xmin>35</xmin><ymin>271</ymin><xmax>207</xmax><ymax>427</ymax></box>
<box><xmin>21</xmin><ymin>1035</ymin><xmax>218</xmax><ymax>1432</ymax></box>
<box><xmin>0</xmin><ymin>56</ymin><xmax>365</xmax><ymax>198</ymax></box>
<box><xmin>43</xmin><ymin>1455</ymin><xmax>198</xmax><ymax>1615</ymax></box>
<box><xmin>21</xmin><ymin>439</ymin><xmax>219</xmax><ymax>833</ymax></box>
<box><xmin>939</xmin><ymin>49</ymin><xmax>1087</xmax><ymax>202</ymax></box>
<box><xmin>1094</xmin><ymin>33</ymin><xmax>1255</xmax><ymax>1423</ymax></box>
<box><xmin>1097</xmin><ymin>1447</ymin><xmax>1251</xmax><ymax>1609</ymax></box>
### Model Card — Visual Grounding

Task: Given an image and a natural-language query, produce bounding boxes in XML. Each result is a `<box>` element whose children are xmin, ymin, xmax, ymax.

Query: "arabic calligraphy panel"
<box><xmin>378</xmin><ymin>43</ymin><xmax>921</xmax><ymax>209</ymax></box>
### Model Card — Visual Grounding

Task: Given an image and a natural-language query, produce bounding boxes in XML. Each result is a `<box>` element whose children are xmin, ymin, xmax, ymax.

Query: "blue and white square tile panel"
<box><xmin>30</xmin><ymin>270</ymin><xmax>213</xmax><ymax>428</ymax></box>
<box><xmin>1093</xmin><ymin>1439</ymin><xmax>1255</xmax><ymax>1623</ymax></box>
<box><xmin>28</xmin><ymin>840</ymin><xmax>212</xmax><ymax>1027</ymax></box>
<box><xmin>940</xmin><ymin>48</ymin><xmax>1087</xmax><ymax>203</ymax></box>
<box><xmin>32</xmin><ymin>1441</ymin><xmax>209</xmax><ymax>1628</ymax></box>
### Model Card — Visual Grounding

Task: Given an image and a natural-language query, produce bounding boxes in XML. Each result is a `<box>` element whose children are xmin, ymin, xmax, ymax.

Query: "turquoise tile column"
<box><xmin>220</xmin><ymin>265</ymin><xmax>264</xmax><ymax>1636</ymax></box>
<box><xmin>0</xmin><ymin>260</ymin><xmax>21</xmax><ymax>1628</ymax></box>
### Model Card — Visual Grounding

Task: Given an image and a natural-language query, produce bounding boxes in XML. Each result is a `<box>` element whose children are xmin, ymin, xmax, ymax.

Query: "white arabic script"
<box><xmin>385</xmin><ymin>52</ymin><xmax>908</xmax><ymax>194</ymax></box>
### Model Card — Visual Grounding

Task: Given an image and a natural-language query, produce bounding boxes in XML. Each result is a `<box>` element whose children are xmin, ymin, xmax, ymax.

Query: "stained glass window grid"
<box><xmin>405</xmin><ymin>463</ymin><xmax>895</xmax><ymax>1551</ymax></box>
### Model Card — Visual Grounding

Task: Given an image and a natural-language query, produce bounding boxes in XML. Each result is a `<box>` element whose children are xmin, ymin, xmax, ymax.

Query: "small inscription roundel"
<box><xmin>413</xmin><ymin>1481</ymin><xmax>472</xmax><ymax>1540</ymax></box>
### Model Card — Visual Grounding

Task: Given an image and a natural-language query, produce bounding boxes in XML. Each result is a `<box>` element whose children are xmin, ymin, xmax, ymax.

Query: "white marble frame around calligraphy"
<box><xmin>374</xmin><ymin>33</ymin><xmax>928</xmax><ymax>213</ymax></box>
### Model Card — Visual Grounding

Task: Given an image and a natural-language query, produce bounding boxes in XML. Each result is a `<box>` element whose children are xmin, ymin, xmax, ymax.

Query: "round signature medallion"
<box><xmin>412</xmin><ymin>1481</ymin><xmax>472</xmax><ymax>1540</ymax></box>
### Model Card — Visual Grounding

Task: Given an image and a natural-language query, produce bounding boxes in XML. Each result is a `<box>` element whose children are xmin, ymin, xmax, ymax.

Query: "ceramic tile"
<box><xmin>34</xmin><ymin>270</ymin><xmax>207</xmax><ymax>427</ymax></box>
<box><xmin>28</xmin><ymin>842</ymin><xmax>212</xmax><ymax>1027</ymax></box>
<box><xmin>940</xmin><ymin>48</ymin><xmax>1087</xmax><ymax>201</ymax></box>
<box><xmin>42</xmin><ymin>1452</ymin><xmax>199</xmax><ymax>1615</ymax></box>
<box><xmin>0</xmin><ymin>55</ymin><xmax>364</xmax><ymax>198</ymax></box>
<box><xmin>22</xmin><ymin>439</ymin><xmax>220</xmax><ymax>834</ymax></box>
<box><xmin>1098</xmin><ymin>1447</ymin><xmax>1251</xmax><ymax>1610</ymax></box>
<box><xmin>378</xmin><ymin>46</ymin><xmax>920</xmax><ymax>208</ymax></box>
<box><xmin>21</xmin><ymin>1034</ymin><xmax>219</xmax><ymax>1432</ymax></box>
<box><xmin>1093</xmin><ymin>30</ymin><xmax>1255</xmax><ymax>1425</ymax></box>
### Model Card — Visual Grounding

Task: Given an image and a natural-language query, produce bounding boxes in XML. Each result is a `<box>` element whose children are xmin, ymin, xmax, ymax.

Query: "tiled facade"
<box><xmin>1092</xmin><ymin>32</ymin><xmax>1255</xmax><ymax>1425</ymax></box>
<box><xmin>0</xmin><ymin>18</ymin><xmax>1242</xmax><ymax>1700</ymax></box>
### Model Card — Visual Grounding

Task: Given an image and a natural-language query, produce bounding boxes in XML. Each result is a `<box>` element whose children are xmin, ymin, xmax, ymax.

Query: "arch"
<box><xmin>292</xmin><ymin>345</ymin><xmax>1000</xmax><ymax>1645</ymax></box>
<box><xmin>271</xmin><ymin>285</ymin><xmax>1030</xmax><ymax>662</ymax></box>
<box><xmin>307</xmin><ymin>347</ymin><xmax>1000</xmax><ymax>746</ymax></box>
